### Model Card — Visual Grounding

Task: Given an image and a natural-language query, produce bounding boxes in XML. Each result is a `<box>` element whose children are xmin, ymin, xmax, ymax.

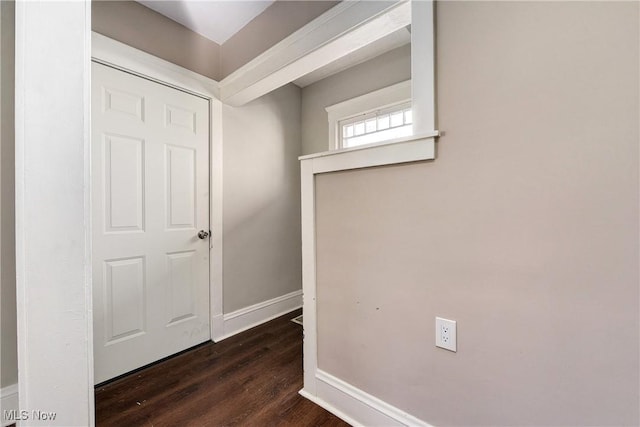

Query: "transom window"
<box><xmin>339</xmin><ymin>102</ymin><xmax>412</xmax><ymax>148</ymax></box>
<box><xmin>325</xmin><ymin>80</ymin><xmax>412</xmax><ymax>151</ymax></box>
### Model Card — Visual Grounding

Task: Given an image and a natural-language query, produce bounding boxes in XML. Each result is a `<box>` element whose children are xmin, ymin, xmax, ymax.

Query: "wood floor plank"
<box><xmin>95</xmin><ymin>309</ymin><xmax>349</xmax><ymax>427</ymax></box>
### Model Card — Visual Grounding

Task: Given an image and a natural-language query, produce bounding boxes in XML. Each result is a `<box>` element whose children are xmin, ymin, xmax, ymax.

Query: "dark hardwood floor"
<box><xmin>95</xmin><ymin>309</ymin><xmax>349</xmax><ymax>426</ymax></box>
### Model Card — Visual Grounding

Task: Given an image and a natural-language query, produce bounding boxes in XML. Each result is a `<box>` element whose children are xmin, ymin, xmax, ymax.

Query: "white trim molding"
<box><xmin>15</xmin><ymin>2</ymin><xmax>95</xmax><ymax>424</ymax></box>
<box><xmin>298</xmin><ymin>132</ymin><xmax>437</xmax><ymax>411</ymax></box>
<box><xmin>219</xmin><ymin>0</ymin><xmax>411</xmax><ymax>106</ymax></box>
<box><xmin>1</xmin><ymin>384</ymin><xmax>18</xmax><ymax>427</ymax></box>
<box><xmin>411</xmin><ymin>0</ymin><xmax>436</xmax><ymax>134</ymax></box>
<box><xmin>298</xmin><ymin>1</ymin><xmax>437</xmax><ymax>424</ymax></box>
<box><xmin>213</xmin><ymin>290</ymin><xmax>303</xmax><ymax>342</ymax></box>
<box><xmin>92</xmin><ymin>33</ymin><xmax>219</xmax><ymax>99</ymax></box>
<box><xmin>325</xmin><ymin>80</ymin><xmax>412</xmax><ymax>150</ymax></box>
<box><xmin>91</xmin><ymin>33</ymin><xmax>225</xmax><ymax>345</ymax></box>
<box><xmin>299</xmin><ymin>132</ymin><xmax>438</xmax><ymax>173</ymax></box>
<box><xmin>300</xmin><ymin>371</ymin><xmax>432</xmax><ymax>427</ymax></box>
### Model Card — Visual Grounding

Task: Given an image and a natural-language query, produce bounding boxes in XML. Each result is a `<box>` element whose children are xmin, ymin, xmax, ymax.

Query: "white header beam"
<box><xmin>220</xmin><ymin>0</ymin><xmax>411</xmax><ymax>106</ymax></box>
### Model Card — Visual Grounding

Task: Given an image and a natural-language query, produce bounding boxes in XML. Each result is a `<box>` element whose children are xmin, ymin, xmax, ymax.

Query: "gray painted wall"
<box><xmin>1</xmin><ymin>0</ymin><xmax>17</xmax><ymax>389</ymax></box>
<box><xmin>315</xmin><ymin>1</ymin><xmax>639</xmax><ymax>424</ymax></box>
<box><xmin>222</xmin><ymin>84</ymin><xmax>302</xmax><ymax>313</ymax></box>
<box><xmin>300</xmin><ymin>44</ymin><xmax>411</xmax><ymax>155</ymax></box>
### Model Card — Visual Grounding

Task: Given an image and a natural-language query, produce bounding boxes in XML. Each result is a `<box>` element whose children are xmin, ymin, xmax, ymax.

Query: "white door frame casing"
<box><xmin>91</xmin><ymin>32</ymin><xmax>225</xmax><ymax>343</ymax></box>
<box><xmin>15</xmin><ymin>2</ymin><xmax>94</xmax><ymax>425</ymax></box>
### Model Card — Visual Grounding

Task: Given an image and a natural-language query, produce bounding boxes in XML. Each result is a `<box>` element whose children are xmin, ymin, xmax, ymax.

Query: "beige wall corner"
<box><xmin>92</xmin><ymin>0</ymin><xmax>222</xmax><ymax>81</ymax></box>
<box><xmin>222</xmin><ymin>84</ymin><xmax>303</xmax><ymax>313</ymax></box>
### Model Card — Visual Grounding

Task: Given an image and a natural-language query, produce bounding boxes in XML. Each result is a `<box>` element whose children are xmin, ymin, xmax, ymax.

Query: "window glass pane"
<box><xmin>377</xmin><ymin>115</ymin><xmax>390</xmax><ymax>130</ymax></box>
<box><xmin>390</xmin><ymin>111</ymin><xmax>404</xmax><ymax>127</ymax></box>
<box><xmin>343</xmin><ymin>124</ymin><xmax>413</xmax><ymax>148</ymax></box>
<box><xmin>338</xmin><ymin>104</ymin><xmax>412</xmax><ymax>149</ymax></box>
<box><xmin>404</xmin><ymin>109</ymin><xmax>412</xmax><ymax>124</ymax></box>
<box><xmin>365</xmin><ymin>119</ymin><xmax>376</xmax><ymax>133</ymax></box>
<box><xmin>345</xmin><ymin>125</ymin><xmax>354</xmax><ymax>138</ymax></box>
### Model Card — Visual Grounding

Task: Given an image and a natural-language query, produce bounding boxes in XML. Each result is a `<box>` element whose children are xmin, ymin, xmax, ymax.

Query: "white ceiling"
<box><xmin>137</xmin><ymin>0</ymin><xmax>275</xmax><ymax>45</ymax></box>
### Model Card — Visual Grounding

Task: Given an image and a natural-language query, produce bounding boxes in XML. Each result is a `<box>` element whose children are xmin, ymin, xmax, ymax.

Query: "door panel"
<box><xmin>104</xmin><ymin>256</ymin><xmax>146</xmax><ymax>342</ymax></box>
<box><xmin>167</xmin><ymin>250</ymin><xmax>197</xmax><ymax>324</ymax></box>
<box><xmin>92</xmin><ymin>62</ymin><xmax>210</xmax><ymax>384</ymax></box>
<box><xmin>104</xmin><ymin>134</ymin><xmax>145</xmax><ymax>232</ymax></box>
<box><xmin>166</xmin><ymin>145</ymin><xmax>197</xmax><ymax>229</ymax></box>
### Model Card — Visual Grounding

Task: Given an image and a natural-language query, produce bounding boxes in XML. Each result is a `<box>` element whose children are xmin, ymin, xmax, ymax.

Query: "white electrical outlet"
<box><xmin>435</xmin><ymin>317</ymin><xmax>457</xmax><ymax>352</ymax></box>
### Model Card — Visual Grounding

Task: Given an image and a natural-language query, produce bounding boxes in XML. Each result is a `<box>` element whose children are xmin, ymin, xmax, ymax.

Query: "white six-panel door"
<box><xmin>92</xmin><ymin>62</ymin><xmax>210</xmax><ymax>384</ymax></box>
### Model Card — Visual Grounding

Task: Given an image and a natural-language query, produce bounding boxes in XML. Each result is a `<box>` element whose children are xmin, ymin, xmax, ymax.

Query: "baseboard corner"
<box><xmin>299</xmin><ymin>387</ymin><xmax>360</xmax><ymax>426</ymax></box>
<box><xmin>216</xmin><ymin>290</ymin><xmax>302</xmax><ymax>342</ymax></box>
<box><xmin>302</xmin><ymin>371</ymin><xmax>432</xmax><ymax>427</ymax></box>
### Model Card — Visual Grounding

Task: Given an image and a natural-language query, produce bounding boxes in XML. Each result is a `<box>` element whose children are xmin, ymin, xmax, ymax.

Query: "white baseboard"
<box><xmin>1</xmin><ymin>383</ymin><xmax>18</xmax><ymax>427</ymax></box>
<box><xmin>301</xmin><ymin>370</ymin><xmax>432</xmax><ymax>427</ymax></box>
<box><xmin>213</xmin><ymin>290</ymin><xmax>302</xmax><ymax>342</ymax></box>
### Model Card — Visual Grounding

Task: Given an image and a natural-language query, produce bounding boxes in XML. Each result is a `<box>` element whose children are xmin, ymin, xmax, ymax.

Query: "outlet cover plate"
<box><xmin>435</xmin><ymin>317</ymin><xmax>457</xmax><ymax>352</ymax></box>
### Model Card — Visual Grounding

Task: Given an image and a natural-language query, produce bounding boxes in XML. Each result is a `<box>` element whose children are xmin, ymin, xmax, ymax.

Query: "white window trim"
<box><xmin>338</xmin><ymin>102</ymin><xmax>413</xmax><ymax>149</ymax></box>
<box><xmin>299</xmin><ymin>131</ymin><xmax>438</xmax><ymax>171</ymax></box>
<box><xmin>299</xmin><ymin>1</ymin><xmax>438</xmax><ymax>425</ymax></box>
<box><xmin>326</xmin><ymin>80</ymin><xmax>411</xmax><ymax>150</ymax></box>
<box><xmin>298</xmin><ymin>133</ymin><xmax>437</xmax><ymax>427</ymax></box>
